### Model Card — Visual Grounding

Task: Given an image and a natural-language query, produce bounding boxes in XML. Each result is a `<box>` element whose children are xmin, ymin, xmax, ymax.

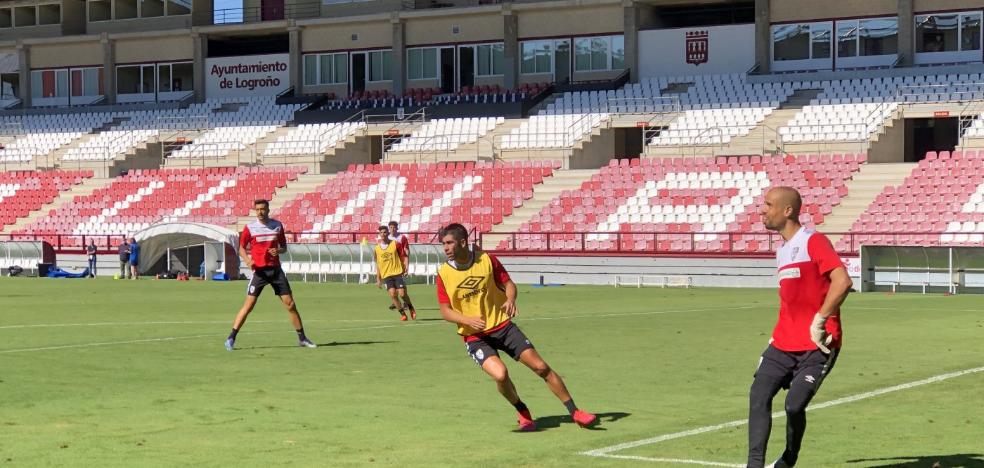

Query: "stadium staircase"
<box><xmin>821</xmin><ymin>162</ymin><xmax>916</xmax><ymax>245</ymax></box>
<box><xmin>719</xmin><ymin>89</ymin><xmax>823</xmax><ymax>156</ymax></box>
<box><xmin>0</xmin><ymin>176</ymin><xmax>109</xmax><ymax>235</ymax></box>
<box><xmin>233</xmin><ymin>172</ymin><xmax>338</xmax><ymax>231</ymax></box>
<box><xmin>482</xmin><ymin>168</ymin><xmax>600</xmax><ymax>248</ymax></box>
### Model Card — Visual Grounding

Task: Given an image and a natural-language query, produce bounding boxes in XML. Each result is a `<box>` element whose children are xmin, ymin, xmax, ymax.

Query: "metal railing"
<box><xmin>206</xmin><ymin>1</ymin><xmax>321</xmax><ymax>24</ymax></box>
<box><xmin>1</xmin><ymin>230</ymin><xmax>962</xmax><ymax>257</ymax></box>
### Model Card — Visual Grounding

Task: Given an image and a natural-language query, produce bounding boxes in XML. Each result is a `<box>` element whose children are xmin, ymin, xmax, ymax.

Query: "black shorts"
<box><xmin>465</xmin><ymin>322</ymin><xmax>535</xmax><ymax>367</ymax></box>
<box><xmin>383</xmin><ymin>275</ymin><xmax>406</xmax><ymax>290</ymax></box>
<box><xmin>247</xmin><ymin>267</ymin><xmax>293</xmax><ymax>297</ymax></box>
<box><xmin>754</xmin><ymin>344</ymin><xmax>839</xmax><ymax>390</ymax></box>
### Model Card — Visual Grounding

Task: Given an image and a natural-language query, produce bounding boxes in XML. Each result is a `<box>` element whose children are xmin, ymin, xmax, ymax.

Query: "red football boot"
<box><xmin>572</xmin><ymin>409</ymin><xmax>598</xmax><ymax>428</ymax></box>
<box><xmin>517</xmin><ymin>409</ymin><xmax>536</xmax><ymax>432</ymax></box>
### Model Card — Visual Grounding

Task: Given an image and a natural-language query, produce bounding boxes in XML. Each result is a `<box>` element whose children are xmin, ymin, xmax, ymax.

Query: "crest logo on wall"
<box><xmin>685</xmin><ymin>30</ymin><xmax>709</xmax><ymax>66</ymax></box>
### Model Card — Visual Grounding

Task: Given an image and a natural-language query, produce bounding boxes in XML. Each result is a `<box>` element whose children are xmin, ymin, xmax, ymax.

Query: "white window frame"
<box><xmin>368</xmin><ymin>49</ymin><xmax>393</xmax><ymax>83</ymax></box>
<box><xmin>407</xmin><ymin>47</ymin><xmax>439</xmax><ymax>81</ymax></box>
<box><xmin>303</xmin><ymin>53</ymin><xmax>347</xmax><ymax>86</ymax></box>
<box><xmin>521</xmin><ymin>40</ymin><xmax>554</xmax><ymax>75</ymax></box>
<box><xmin>468</xmin><ymin>42</ymin><xmax>504</xmax><ymax>77</ymax></box>
<box><xmin>573</xmin><ymin>35</ymin><xmax>624</xmax><ymax>72</ymax></box>
<box><xmin>914</xmin><ymin>10</ymin><xmax>983</xmax><ymax>65</ymax></box>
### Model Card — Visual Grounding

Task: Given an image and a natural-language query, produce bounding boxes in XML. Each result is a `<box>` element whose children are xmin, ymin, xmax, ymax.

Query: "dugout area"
<box><xmin>132</xmin><ymin>222</ymin><xmax>239</xmax><ymax>279</ymax></box>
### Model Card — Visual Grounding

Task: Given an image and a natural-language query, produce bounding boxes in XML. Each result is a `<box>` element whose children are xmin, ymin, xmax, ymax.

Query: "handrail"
<box><xmin>891</xmin><ymin>54</ymin><xmax>903</xmax><ymax>69</ymax></box>
<box><xmin>2</xmin><ymin>231</ymin><xmax>944</xmax><ymax>256</ymax></box>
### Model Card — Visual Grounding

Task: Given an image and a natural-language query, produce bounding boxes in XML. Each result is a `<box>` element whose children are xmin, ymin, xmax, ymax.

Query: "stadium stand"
<box><xmin>168</xmin><ymin>98</ymin><xmax>304</xmax><ymax>159</ymax></box>
<box><xmin>389</xmin><ymin>117</ymin><xmax>503</xmax><ymax>152</ymax></box>
<box><xmin>840</xmin><ymin>150</ymin><xmax>984</xmax><ymax>249</ymax></box>
<box><xmin>262</xmin><ymin>122</ymin><xmax>367</xmax><ymax>156</ymax></box>
<box><xmin>15</xmin><ymin>166</ymin><xmax>305</xmax><ymax>247</ymax></box>
<box><xmin>0</xmin><ymin>170</ymin><xmax>93</xmax><ymax>231</ymax></box>
<box><xmin>494</xmin><ymin>154</ymin><xmax>864</xmax><ymax>253</ymax></box>
<box><xmin>274</xmin><ymin>160</ymin><xmax>556</xmax><ymax>242</ymax></box>
<box><xmin>0</xmin><ymin>114</ymin><xmax>117</xmax><ymax>163</ymax></box>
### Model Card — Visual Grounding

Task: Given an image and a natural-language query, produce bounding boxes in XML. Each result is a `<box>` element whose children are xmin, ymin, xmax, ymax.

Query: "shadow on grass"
<box><xmin>238</xmin><ymin>340</ymin><xmax>397</xmax><ymax>350</ymax></box>
<box><xmin>845</xmin><ymin>454</ymin><xmax>984</xmax><ymax>467</ymax></box>
<box><xmin>512</xmin><ymin>412</ymin><xmax>631</xmax><ymax>432</ymax></box>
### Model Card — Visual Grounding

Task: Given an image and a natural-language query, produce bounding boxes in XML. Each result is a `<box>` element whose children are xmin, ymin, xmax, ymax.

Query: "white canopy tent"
<box><xmin>132</xmin><ymin>222</ymin><xmax>240</xmax><ymax>279</ymax></box>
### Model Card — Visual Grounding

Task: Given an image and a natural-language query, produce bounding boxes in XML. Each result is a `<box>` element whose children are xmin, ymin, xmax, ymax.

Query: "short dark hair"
<box><xmin>254</xmin><ymin>199</ymin><xmax>270</xmax><ymax>208</ymax></box>
<box><xmin>388</xmin><ymin>221</ymin><xmax>399</xmax><ymax>227</ymax></box>
<box><xmin>378</xmin><ymin>225</ymin><xmax>389</xmax><ymax>232</ymax></box>
<box><xmin>439</xmin><ymin>223</ymin><xmax>469</xmax><ymax>241</ymax></box>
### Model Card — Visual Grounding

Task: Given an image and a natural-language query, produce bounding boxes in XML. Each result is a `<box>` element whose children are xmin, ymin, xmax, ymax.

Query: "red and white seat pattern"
<box><xmin>276</xmin><ymin>161</ymin><xmax>556</xmax><ymax>241</ymax></box>
<box><xmin>839</xmin><ymin>150</ymin><xmax>984</xmax><ymax>250</ymax></box>
<box><xmin>0</xmin><ymin>170</ymin><xmax>92</xmax><ymax>230</ymax></box>
<box><xmin>497</xmin><ymin>154</ymin><xmax>863</xmax><ymax>253</ymax></box>
<box><xmin>17</xmin><ymin>166</ymin><xmax>305</xmax><ymax>246</ymax></box>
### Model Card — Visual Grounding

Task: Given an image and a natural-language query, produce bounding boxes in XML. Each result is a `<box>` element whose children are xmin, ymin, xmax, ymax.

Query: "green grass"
<box><xmin>0</xmin><ymin>279</ymin><xmax>981</xmax><ymax>467</ymax></box>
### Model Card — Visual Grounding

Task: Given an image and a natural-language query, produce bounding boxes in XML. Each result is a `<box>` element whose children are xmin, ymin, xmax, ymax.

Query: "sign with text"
<box><xmin>934</xmin><ymin>110</ymin><xmax>950</xmax><ymax>118</ymax></box>
<box><xmin>205</xmin><ymin>53</ymin><xmax>290</xmax><ymax>98</ymax></box>
<box><xmin>639</xmin><ymin>24</ymin><xmax>754</xmax><ymax>78</ymax></box>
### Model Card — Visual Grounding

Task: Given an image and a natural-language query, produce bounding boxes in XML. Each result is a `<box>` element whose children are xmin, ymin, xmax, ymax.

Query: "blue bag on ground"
<box><xmin>47</xmin><ymin>267</ymin><xmax>90</xmax><ymax>279</ymax></box>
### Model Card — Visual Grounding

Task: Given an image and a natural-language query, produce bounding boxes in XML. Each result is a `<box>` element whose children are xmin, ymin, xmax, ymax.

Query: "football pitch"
<box><xmin>1</xmin><ymin>279</ymin><xmax>982</xmax><ymax>467</ymax></box>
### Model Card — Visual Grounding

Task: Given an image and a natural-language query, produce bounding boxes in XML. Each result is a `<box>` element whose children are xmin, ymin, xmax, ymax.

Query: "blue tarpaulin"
<box><xmin>47</xmin><ymin>267</ymin><xmax>90</xmax><ymax>279</ymax></box>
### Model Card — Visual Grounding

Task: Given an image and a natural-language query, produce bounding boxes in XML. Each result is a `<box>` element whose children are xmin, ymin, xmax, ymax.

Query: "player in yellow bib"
<box><xmin>436</xmin><ymin>223</ymin><xmax>597</xmax><ymax>431</ymax></box>
<box><xmin>374</xmin><ymin>225</ymin><xmax>416</xmax><ymax>320</ymax></box>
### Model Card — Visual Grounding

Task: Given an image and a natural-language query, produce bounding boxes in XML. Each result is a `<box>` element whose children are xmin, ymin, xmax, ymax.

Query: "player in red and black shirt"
<box><xmin>747</xmin><ymin>187</ymin><xmax>852</xmax><ymax>468</ymax></box>
<box><xmin>224</xmin><ymin>199</ymin><xmax>316</xmax><ymax>351</ymax></box>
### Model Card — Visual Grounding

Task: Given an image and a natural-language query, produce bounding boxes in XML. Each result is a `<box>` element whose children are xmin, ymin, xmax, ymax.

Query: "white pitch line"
<box><xmin>581</xmin><ymin>365</ymin><xmax>984</xmax><ymax>466</ymax></box>
<box><xmin>0</xmin><ymin>305</ymin><xmax>752</xmax><ymax>354</ymax></box>
<box><xmin>0</xmin><ymin>305</ymin><xmax>753</xmax><ymax>332</ymax></box>
<box><xmin>598</xmin><ymin>455</ymin><xmax>743</xmax><ymax>467</ymax></box>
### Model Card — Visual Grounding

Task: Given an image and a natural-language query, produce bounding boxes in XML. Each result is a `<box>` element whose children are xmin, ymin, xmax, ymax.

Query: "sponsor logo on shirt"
<box><xmin>778</xmin><ymin>268</ymin><xmax>801</xmax><ymax>280</ymax></box>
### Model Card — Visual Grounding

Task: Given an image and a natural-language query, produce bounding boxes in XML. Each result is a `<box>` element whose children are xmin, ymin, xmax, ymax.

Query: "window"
<box><xmin>811</xmin><ymin>23</ymin><xmax>831</xmax><ymax>58</ymax></box>
<box><xmin>369</xmin><ymin>50</ymin><xmax>392</xmax><ymax>82</ymax></box>
<box><xmin>114</xmin><ymin>0</ymin><xmax>138</xmax><ymax>19</ymax></box>
<box><xmin>837</xmin><ymin>21</ymin><xmax>858</xmax><ymax>57</ymax></box>
<box><xmin>88</xmin><ymin>0</ymin><xmax>111</xmax><ymax>21</ymax></box>
<box><xmin>837</xmin><ymin>17</ymin><xmax>898</xmax><ymax>58</ymax></box>
<box><xmin>38</xmin><ymin>4</ymin><xmax>60</xmax><ymax>25</ymax></box>
<box><xmin>772</xmin><ymin>22</ymin><xmax>831</xmax><ymax>61</ymax></box>
<box><xmin>611</xmin><ymin>35</ymin><xmax>625</xmax><ymax>70</ymax></box>
<box><xmin>916</xmin><ymin>14</ymin><xmax>958</xmax><ymax>52</ymax></box>
<box><xmin>303</xmin><ymin>55</ymin><xmax>317</xmax><ymax>86</ymax></box>
<box><xmin>170</xmin><ymin>62</ymin><xmax>192</xmax><ymax>92</ymax></box>
<box><xmin>140</xmin><ymin>0</ymin><xmax>164</xmax><ymax>17</ymax></box>
<box><xmin>859</xmin><ymin>18</ymin><xmax>898</xmax><ymax>56</ymax></box>
<box><xmin>962</xmin><ymin>12</ymin><xmax>981</xmax><ymax>51</ymax></box>
<box><xmin>31</xmin><ymin>68</ymin><xmax>101</xmax><ymax>99</ymax></box>
<box><xmin>117</xmin><ymin>66</ymin><xmax>146</xmax><ymax>94</ymax></box>
<box><xmin>521</xmin><ymin>40</ymin><xmax>553</xmax><ymax>75</ymax></box>
<box><xmin>1</xmin><ymin>73</ymin><xmax>19</xmax><ymax>99</ymax></box>
<box><xmin>14</xmin><ymin>6</ymin><xmax>37</xmax><ymax>27</ymax></box>
<box><xmin>0</xmin><ymin>8</ymin><xmax>11</xmax><ymax>28</ymax></box>
<box><xmin>407</xmin><ymin>48</ymin><xmax>438</xmax><ymax>80</ymax></box>
<box><xmin>474</xmin><ymin>43</ymin><xmax>503</xmax><ymax>76</ymax></box>
<box><xmin>304</xmin><ymin>53</ymin><xmax>347</xmax><ymax>85</ymax></box>
<box><xmin>574</xmin><ymin>35</ymin><xmax>623</xmax><ymax>71</ymax></box>
<box><xmin>167</xmin><ymin>0</ymin><xmax>191</xmax><ymax>16</ymax></box>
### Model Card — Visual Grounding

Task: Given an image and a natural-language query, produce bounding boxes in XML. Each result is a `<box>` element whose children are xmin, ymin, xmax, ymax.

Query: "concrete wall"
<box><xmin>517</xmin><ymin>5</ymin><xmax>621</xmax><ymax>38</ymax></box>
<box><xmin>770</xmin><ymin>0</ymin><xmax>897</xmax><ymax>22</ymax></box>
<box><xmin>115</xmin><ymin>35</ymin><xmax>193</xmax><ymax>64</ymax></box>
<box><xmin>31</xmin><ymin>41</ymin><xmax>103</xmax><ymax>68</ymax></box>
<box><xmin>405</xmin><ymin>13</ymin><xmax>502</xmax><ymax>45</ymax></box>
<box><xmin>913</xmin><ymin>0</ymin><xmax>984</xmax><ymax>11</ymax></box>
<box><xmin>302</xmin><ymin>21</ymin><xmax>392</xmax><ymax>52</ymax></box>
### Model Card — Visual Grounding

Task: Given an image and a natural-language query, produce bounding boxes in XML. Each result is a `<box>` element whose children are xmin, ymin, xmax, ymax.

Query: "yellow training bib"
<box><xmin>374</xmin><ymin>242</ymin><xmax>403</xmax><ymax>279</ymax></box>
<box><xmin>437</xmin><ymin>252</ymin><xmax>509</xmax><ymax>336</ymax></box>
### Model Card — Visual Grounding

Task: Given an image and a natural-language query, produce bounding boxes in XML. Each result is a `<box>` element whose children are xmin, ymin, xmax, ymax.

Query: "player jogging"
<box><xmin>436</xmin><ymin>223</ymin><xmax>597</xmax><ymax>431</ymax></box>
<box><xmin>374</xmin><ymin>225</ymin><xmax>416</xmax><ymax>320</ymax></box>
<box><xmin>224</xmin><ymin>199</ymin><xmax>317</xmax><ymax>351</ymax></box>
<box><xmin>386</xmin><ymin>221</ymin><xmax>410</xmax><ymax>311</ymax></box>
<box><xmin>747</xmin><ymin>187</ymin><xmax>852</xmax><ymax>468</ymax></box>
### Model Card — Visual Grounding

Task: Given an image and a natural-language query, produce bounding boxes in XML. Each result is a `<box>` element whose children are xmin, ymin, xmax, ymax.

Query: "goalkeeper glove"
<box><xmin>810</xmin><ymin>312</ymin><xmax>834</xmax><ymax>353</ymax></box>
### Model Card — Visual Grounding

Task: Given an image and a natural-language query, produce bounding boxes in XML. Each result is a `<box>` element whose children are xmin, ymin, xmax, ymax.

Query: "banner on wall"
<box><xmin>205</xmin><ymin>53</ymin><xmax>290</xmax><ymax>98</ymax></box>
<box><xmin>638</xmin><ymin>24</ymin><xmax>755</xmax><ymax>78</ymax></box>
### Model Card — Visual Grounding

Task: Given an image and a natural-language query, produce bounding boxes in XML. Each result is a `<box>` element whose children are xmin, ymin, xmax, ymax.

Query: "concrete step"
<box><xmin>824</xmin><ymin>162</ymin><xmax>917</xmax><ymax>244</ymax></box>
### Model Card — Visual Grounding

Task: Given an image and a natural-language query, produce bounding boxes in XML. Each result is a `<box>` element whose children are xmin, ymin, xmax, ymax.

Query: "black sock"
<box><xmin>228</xmin><ymin>328</ymin><xmax>239</xmax><ymax>340</ymax></box>
<box><xmin>513</xmin><ymin>400</ymin><xmax>528</xmax><ymax>413</ymax></box>
<box><xmin>563</xmin><ymin>399</ymin><xmax>577</xmax><ymax>415</ymax></box>
<box><xmin>296</xmin><ymin>328</ymin><xmax>307</xmax><ymax>341</ymax></box>
<box><xmin>403</xmin><ymin>299</ymin><xmax>414</xmax><ymax>309</ymax></box>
